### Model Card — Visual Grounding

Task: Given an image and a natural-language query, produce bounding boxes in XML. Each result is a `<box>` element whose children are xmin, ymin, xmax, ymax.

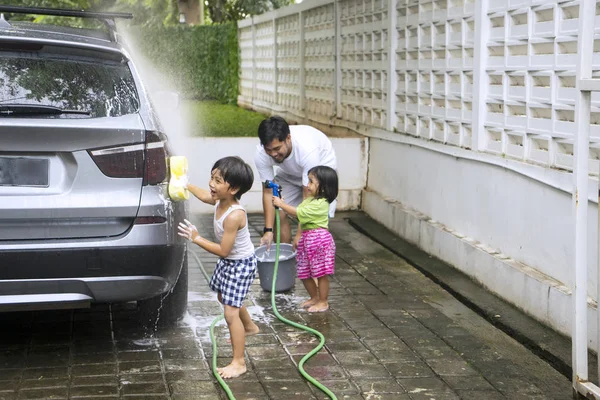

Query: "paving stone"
<box><xmin>16</xmin><ymin>387</ymin><xmax>68</xmax><ymax>399</ymax></box>
<box><xmin>384</xmin><ymin>361</ymin><xmax>435</xmax><ymax>378</ymax></box>
<box><xmin>19</xmin><ymin>378</ymin><xmax>68</xmax><ymax>389</ymax></box>
<box><xmin>261</xmin><ymin>380</ymin><xmax>313</xmax><ymax>397</ymax></box>
<box><xmin>70</xmin><ymin>385</ymin><xmax>119</xmax><ymax>397</ymax></box>
<box><xmin>454</xmin><ymin>390</ymin><xmax>507</xmax><ymax>400</ymax></box>
<box><xmin>72</xmin><ymin>352</ymin><xmax>116</xmax><ymax>365</ymax></box>
<box><xmin>118</xmin><ymin>350</ymin><xmax>161</xmax><ymax>362</ymax></box>
<box><xmin>334</xmin><ymin>350</ymin><xmax>380</xmax><ymax>365</ymax></box>
<box><xmin>72</xmin><ymin>375</ymin><xmax>118</xmax><ymax>386</ymax></box>
<box><xmin>71</xmin><ymin>363</ymin><xmax>117</xmax><ymax>377</ymax></box>
<box><xmin>120</xmin><ymin>382</ymin><xmax>168</xmax><ymax>396</ymax></box>
<box><xmin>219</xmin><ymin>381</ymin><xmax>266</xmax><ymax>396</ymax></box>
<box><xmin>118</xmin><ymin>360</ymin><xmax>162</xmax><ymax>375</ymax></box>
<box><xmin>345</xmin><ymin>364</ymin><xmax>390</xmax><ymax>379</ymax></box>
<box><xmin>397</xmin><ymin>376</ymin><xmax>453</xmax><ymax>393</ymax></box>
<box><xmin>0</xmin><ymin>382</ymin><xmax>18</xmax><ymax>392</ymax></box>
<box><xmin>0</xmin><ymin>370</ymin><xmax>22</xmax><ymax>381</ymax></box>
<box><xmin>22</xmin><ymin>367</ymin><xmax>68</xmax><ymax>380</ymax></box>
<box><xmin>353</xmin><ymin>377</ymin><xmax>406</xmax><ymax>394</ymax></box>
<box><xmin>168</xmin><ymin>380</ymin><xmax>220</xmax><ymax>395</ymax></box>
<box><xmin>249</xmin><ymin>355</ymin><xmax>295</xmax><ymax>370</ymax></box>
<box><xmin>442</xmin><ymin>375</ymin><xmax>496</xmax><ymax>391</ymax></box>
<box><xmin>426</xmin><ymin>358</ymin><xmax>479</xmax><ymax>376</ymax></box>
<box><xmin>120</xmin><ymin>373</ymin><xmax>164</xmax><ymax>384</ymax></box>
<box><xmin>165</xmin><ymin>370</ymin><xmax>214</xmax><ymax>382</ymax></box>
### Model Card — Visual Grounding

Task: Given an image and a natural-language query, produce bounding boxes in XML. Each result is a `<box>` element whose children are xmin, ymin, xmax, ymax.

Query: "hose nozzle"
<box><xmin>264</xmin><ymin>180</ymin><xmax>282</xmax><ymax>198</ymax></box>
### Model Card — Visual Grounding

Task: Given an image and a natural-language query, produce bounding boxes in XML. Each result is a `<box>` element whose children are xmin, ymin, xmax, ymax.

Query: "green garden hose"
<box><xmin>270</xmin><ymin>211</ymin><xmax>337</xmax><ymax>399</ymax></box>
<box><xmin>188</xmin><ymin>250</ymin><xmax>235</xmax><ymax>400</ymax></box>
<box><xmin>190</xmin><ymin>211</ymin><xmax>337</xmax><ymax>399</ymax></box>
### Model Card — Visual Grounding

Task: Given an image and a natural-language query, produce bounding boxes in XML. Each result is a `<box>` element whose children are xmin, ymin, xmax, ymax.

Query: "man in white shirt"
<box><xmin>254</xmin><ymin>116</ymin><xmax>337</xmax><ymax>249</ymax></box>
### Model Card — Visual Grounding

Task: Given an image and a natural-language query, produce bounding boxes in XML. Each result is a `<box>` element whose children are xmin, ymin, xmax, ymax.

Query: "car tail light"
<box><xmin>89</xmin><ymin>131</ymin><xmax>168</xmax><ymax>185</ymax></box>
<box><xmin>144</xmin><ymin>132</ymin><xmax>167</xmax><ymax>185</ymax></box>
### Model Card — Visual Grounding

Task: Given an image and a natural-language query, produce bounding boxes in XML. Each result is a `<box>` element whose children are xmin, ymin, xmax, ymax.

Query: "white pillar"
<box><xmin>386</xmin><ymin>0</ymin><xmax>398</xmax><ymax>132</ymax></box>
<box><xmin>472</xmin><ymin>0</ymin><xmax>489</xmax><ymax>152</ymax></box>
<box><xmin>573</xmin><ymin>0</ymin><xmax>595</xmax><ymax>388</ymax></box>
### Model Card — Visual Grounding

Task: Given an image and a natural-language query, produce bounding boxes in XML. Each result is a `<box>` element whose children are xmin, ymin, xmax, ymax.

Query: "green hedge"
<box><xmin>130</xmin><ymin>23</ymin><xmax>239</xmax><ymax>103</ymax></box>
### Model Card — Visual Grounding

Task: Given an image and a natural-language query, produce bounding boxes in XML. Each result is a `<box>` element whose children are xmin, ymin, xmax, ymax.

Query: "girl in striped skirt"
<box><xmin>273</xmin><ymin>165</ymin><xmax>338</xmax><ymax>312</ymax></box>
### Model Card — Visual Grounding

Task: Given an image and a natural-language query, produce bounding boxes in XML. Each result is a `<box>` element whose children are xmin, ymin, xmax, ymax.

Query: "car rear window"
<box><xmin>0</xmin><ymin>49</ymin><xmax>140</xmax><ymax>118</ymax></box>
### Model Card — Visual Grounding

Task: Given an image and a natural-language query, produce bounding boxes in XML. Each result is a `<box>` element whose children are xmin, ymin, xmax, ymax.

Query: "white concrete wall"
<box><xmin>364</xmin><ymin>137</ymin><xmax>600</xmax><ymax>344</ymax></box>
<box><xmin>170</xmin><ymin>137</ymin><xmax>367</xmax><ymax>214</ymax></box>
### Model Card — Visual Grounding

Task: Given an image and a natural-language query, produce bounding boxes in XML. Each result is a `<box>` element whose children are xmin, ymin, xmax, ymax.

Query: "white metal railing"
<box><xmin>238</xmin><ymin>0</ymin><xmax>600</xmax><ymax>177</ymax></box>
<box><xmin>574</xmin><ymin>0</ymin><xmax>600</xmax><ymax>397</ymax></box>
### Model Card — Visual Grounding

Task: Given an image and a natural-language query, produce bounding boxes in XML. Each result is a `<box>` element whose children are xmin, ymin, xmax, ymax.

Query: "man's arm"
<box><xmin>261</xmin><ymin>186</ymin><xmax>275</xmax><ymax>245</ymax></box>
<box><xmin>187</xmin><ymin>184</ymin><xmax>216</xmax><ymax>205</ymax></box>
<box><xmin>255</xmin><ymin>148</ymin><xmax>276</xmax><ymax>246</ymax></box>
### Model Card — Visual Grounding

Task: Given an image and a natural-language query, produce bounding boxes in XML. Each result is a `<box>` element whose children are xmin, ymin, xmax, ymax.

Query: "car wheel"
<box><xmin>138</xmin><ymin>252</ymin><xmax>188</xmax><ymax>327</ymax></box>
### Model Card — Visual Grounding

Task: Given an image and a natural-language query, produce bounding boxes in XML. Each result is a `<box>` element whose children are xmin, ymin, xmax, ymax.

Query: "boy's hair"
<box><xmin>258</xmin><ymin>116</ymin><xmax>290</xmax><ymax>146</ymax></box>
<box><xmin>211</xmin><ymin>156</ymin><xmax>254</xmax><ymax>200</ymax></box>
<box><xmin>308</xmin><ymin>165</ymin><xmax>338</xmax><ymax>204</ymax></box>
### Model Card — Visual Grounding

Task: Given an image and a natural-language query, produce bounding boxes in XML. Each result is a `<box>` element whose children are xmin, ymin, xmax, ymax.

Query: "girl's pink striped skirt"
<box><xmin>296</xmin><ymin>228</ymin><xmax>336</xmax><ymax>280</ymax></box>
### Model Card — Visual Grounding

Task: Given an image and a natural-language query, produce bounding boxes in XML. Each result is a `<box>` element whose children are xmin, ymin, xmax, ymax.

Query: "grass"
<box><xmin>183</xmin><ymin>100</ymin><xmax>268</xmax><ymax>137</ymax></box>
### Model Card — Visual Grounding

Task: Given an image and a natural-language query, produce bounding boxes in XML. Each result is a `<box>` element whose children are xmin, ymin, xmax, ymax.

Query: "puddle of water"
<box><xmin>131</xmin><ymin>338</ymin><xmax>164</xmax><ymax>349</ymax></box>
<box><xmin>178</xmin><ymin>291</ymin><xmax>308</xmax><ymax>341</ymax></box>
<box><xmin>187</xmin><ymin>292</ymin><xmax>217</xmax><ymax>302</ymax></box>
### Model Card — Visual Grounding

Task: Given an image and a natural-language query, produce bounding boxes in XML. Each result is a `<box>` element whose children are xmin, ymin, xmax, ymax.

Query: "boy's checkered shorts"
<box><xmin>209</xmin><ymin>255</ymin><xmax>257</xmax><ymax>308</ymax></box>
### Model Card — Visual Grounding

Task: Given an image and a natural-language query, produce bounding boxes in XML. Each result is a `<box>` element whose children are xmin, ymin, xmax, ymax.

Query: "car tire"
<box><xmin>138</xmin><ymin>252</ymin><xmax>188</xmax><ymax>327</ymax></box>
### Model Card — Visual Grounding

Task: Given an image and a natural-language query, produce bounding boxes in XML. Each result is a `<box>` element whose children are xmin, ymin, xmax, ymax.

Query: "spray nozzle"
<box><xmin>264</xmin><ymin>180</ymin><xmax>282</xmax><ymax>198</ymax></box>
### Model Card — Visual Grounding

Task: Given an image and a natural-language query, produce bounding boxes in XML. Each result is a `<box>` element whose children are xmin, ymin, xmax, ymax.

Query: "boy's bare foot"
<box><xmin>307</xmin><ymin>302</ymin><xmax>329</xmax><ymax>313</ymax></box>
<box><xmin>301</xmin><ymin>298</ymin><xmax>319</xmax><ymax>309</ymax></box>
<box><xmin>217</xmin><ymin>361</ymin><xmax>247</xmax><ymax>379</ymax></box>
<box><xmin>227</xmin><ymin>324</ymin><xmax>260</xmax><ymax>343</ymax></box>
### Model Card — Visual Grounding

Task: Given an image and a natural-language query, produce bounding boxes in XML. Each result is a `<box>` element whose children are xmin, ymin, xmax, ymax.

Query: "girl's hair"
<box><xmin>211</xmin><ymin>156</ymin><xmax>254</xmax><ymax>200</ymax></box>
<box><xmin>308</xmin><ymin>165</ymin><xmax>338</xmax><ymax>203</ymax></box>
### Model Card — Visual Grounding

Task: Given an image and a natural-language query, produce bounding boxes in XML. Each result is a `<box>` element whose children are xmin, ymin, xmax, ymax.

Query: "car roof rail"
<box><xmin>0</xmin><ymin>6</ymin><xmax>133</xmax><ymax>42</ymax></box>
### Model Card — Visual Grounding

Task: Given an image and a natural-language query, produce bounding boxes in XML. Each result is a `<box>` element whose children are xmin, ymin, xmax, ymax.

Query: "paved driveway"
<box><xmin>0</xmin><ymin>212</ymin><xmax>572</xmax><ymax>399</ymax></box>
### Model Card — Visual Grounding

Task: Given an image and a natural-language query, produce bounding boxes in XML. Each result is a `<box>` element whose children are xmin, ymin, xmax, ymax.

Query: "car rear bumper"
<box><xmin>0</xmin><ymin>242</ymin><xmax>187</xmax><ymax>311</ymax></box>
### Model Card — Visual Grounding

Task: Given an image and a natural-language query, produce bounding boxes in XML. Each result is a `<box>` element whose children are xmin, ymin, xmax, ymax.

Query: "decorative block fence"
<box><xmin>238</xmin><ymin>0</ymin><xmax>600</xmax><ymax>176</ymax></box>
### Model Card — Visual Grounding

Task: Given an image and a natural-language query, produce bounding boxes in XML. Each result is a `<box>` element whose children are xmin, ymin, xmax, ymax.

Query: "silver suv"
<box><xmin>0</xmin><ymin>6</ymin><xmax>188</xmax><ymax>324</ymax></box>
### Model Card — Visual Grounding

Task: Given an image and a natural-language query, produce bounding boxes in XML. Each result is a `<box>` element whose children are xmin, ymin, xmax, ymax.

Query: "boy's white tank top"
<box><xmin>213</xmin><ymin>203</ymin><xmax>255</xmax><ymax>260</ymax></box>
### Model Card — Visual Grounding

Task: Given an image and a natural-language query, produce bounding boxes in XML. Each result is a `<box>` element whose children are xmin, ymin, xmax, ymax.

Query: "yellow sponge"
<box><xmin>168</xmin><ymin>156</ymin><xmax>189</xmax><ymax>202</ymax></box>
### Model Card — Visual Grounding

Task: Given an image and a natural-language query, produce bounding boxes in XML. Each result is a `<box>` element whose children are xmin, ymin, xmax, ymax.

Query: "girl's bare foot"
<box><xmin>307</xmin><ymin>301</ymin><xmax>329</xmax><ymax>313</ymax></box>
<box><xmin>301</xmin><ymin>298</ymin><xmax>319</xmax><ymax>309</ymax></box>
<box><xmin>217</xmin><ymin>361</ymin><xmax>247</xmax><ymax>379</ymax></box>
<box><xmin>227</xmin><ymin>324</ymin><xmax>260</xmax><ymax>343</ymax></box>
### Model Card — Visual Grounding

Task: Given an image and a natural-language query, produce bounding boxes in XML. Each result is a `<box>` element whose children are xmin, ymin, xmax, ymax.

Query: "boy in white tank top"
<box><xmin>178</xmin><ymin>156</ymin><xmax>257</xmax><ymax>379</ymax></box>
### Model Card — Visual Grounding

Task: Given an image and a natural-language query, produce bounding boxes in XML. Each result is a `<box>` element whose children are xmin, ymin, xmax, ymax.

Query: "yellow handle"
<box><xmin>168</xmin><ymin>156</ymin><xmax>189</xmax><ymax>202</ymax></box>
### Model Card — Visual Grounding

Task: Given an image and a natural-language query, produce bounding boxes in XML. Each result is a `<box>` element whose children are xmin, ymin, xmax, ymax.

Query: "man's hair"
<box><xmin>212</xmin><ymin>156</ymin><xmax>254</xmax><ymax>200</ymax></box>
<box><xmin>308</xmin><ymin>165</ymin><xmax>338</xmax><ymax>204</ymax></box>
<box><xmin>258</xmin><ymin>116</ymin><xmax>290</xmax><ymax>146</ymax></box>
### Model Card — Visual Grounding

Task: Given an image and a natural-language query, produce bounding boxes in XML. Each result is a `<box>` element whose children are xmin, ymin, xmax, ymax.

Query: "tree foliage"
<box><xmin>0</xmin><ymin>0</ymin><xmax>116</xmax><ymax>28</ymax></box>
<box><xmin>206</xmin><ymin>0</ymin><xmax>294</xmax><ymax>24</ymax></box>
<box><xmin>113</xmin><ymin>0</ymin><xmax>179</xmax><ymax>27</ymax></box>
<box><xmin>0</xmin><ymin>0</ymin><xmax>295</xmax><ymax>26</ymax></box>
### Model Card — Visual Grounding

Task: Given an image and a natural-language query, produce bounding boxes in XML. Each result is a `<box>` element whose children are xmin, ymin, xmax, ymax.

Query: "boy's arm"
<box><xmin>178</xmin><ymin>211</ymin><xmax>243</xmax><ymax>258</ymax></box>
<box><xmin>187</xmin><ymin>183</ymin><xmax>216</xmax><ymax>205</ymax></box>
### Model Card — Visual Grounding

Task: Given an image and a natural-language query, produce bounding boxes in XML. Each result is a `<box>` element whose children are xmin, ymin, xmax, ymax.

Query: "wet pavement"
<box><xmin>0</xmin><ymin>212</ymin><xmax>572</xmax><ymax>399</ymax></box>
